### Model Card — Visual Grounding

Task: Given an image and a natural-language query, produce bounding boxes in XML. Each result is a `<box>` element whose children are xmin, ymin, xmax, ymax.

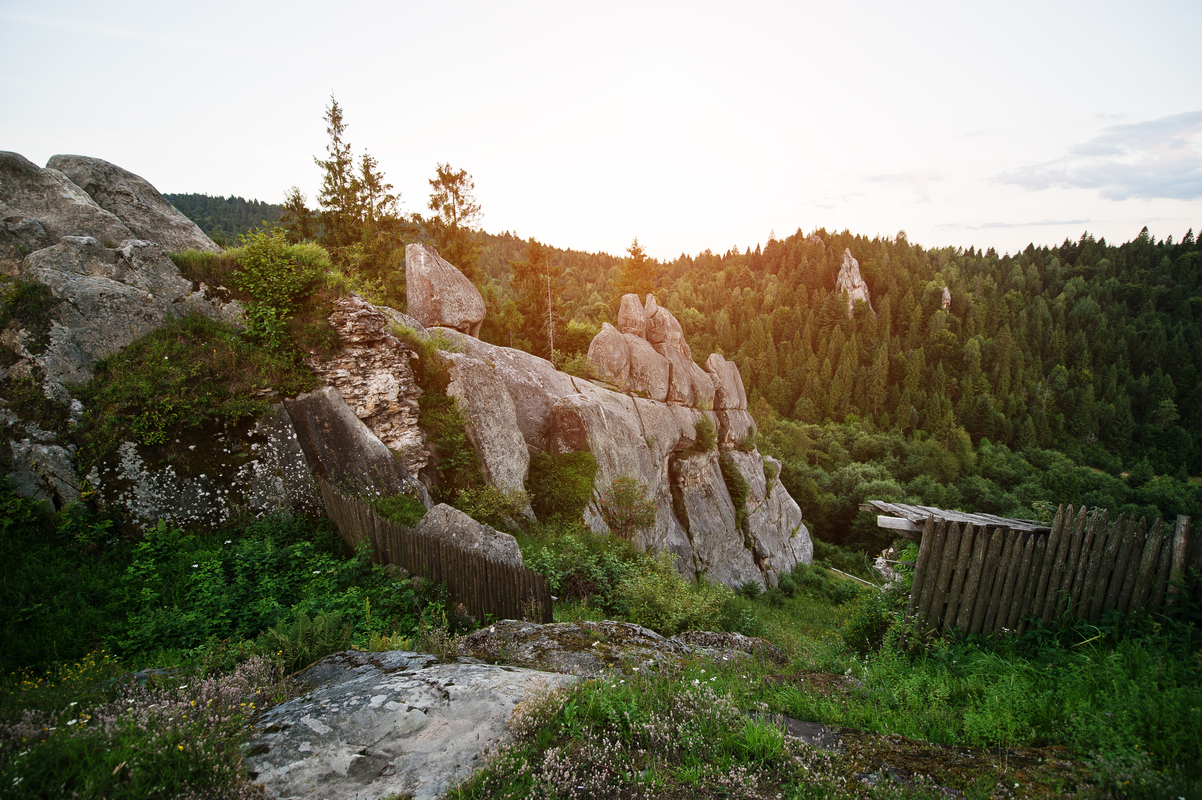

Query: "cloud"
<box><xmin>939</xmin><ymin>219</ymin><xmax>1091</xmax><ymax>231</ymax></box>
<box><xmin>868</xmin><ymin>169</ymin><xmax>945</xmax><ymax>202</ymax></box>
<box><xmin>998</xmin><ymin>110</ymin><xmax>1202</xmax><ymax>200</ymax></box>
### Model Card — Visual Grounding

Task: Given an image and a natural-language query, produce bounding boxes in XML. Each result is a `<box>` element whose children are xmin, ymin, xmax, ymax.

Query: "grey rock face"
<box><xmin>246</xmin><ymin>650</ymin><xmax>576</xmax><ymax>800</ymax></box>
<box><xmin>444</xmin><ymin>351</ymin><xmax>530</xmax><ymax>499</ymax></box>
<box><xmin>616</xmin><ymin>292</ymin><xmax>646</xmax><ymax>337</ymax></box>
<box><xmin>645</xmin><ymin>299</ymin><xmax>687</xmax><ymax>354</ymax></box>
<box><xmin>284</xmin><ymin>386</ymin><xmax>427</xmax><ymax>504</ymax></box>
<box><xmin>307</xmin><ymin>295</ymin><xmax>428</xmax><ymax>479</ymax></box>
<box><xmin>670</xmin><ymin>450</ymin><xmax>760</xmax><ymax>586</ymax></box>
<box><xmin>624</xmin><ymin>333</ymin><xmax>669</xmax><ymax>401</ymax></box>
<box><xmin>705</xmin><ymin>353</ymin><xmax>748</xmax><ymax>410</ymax></box>
<box><xmin>414</xmin><ymin>504</ymin><xmax>524</xmax><ymax>568</ymax></box>
<box><xmin>836</xmin><ymin>247</ymin><xmax>873</xmax><ymax>318</ymax></box>
<box><xmin>457</xmin><ymin>620</ymin><xmax>787</xmax><ymax>677</ymax></box>
<box><xmin>46</xmin><ymin>155</ymin><xmax>220</xmax><ymax>253</ymax></box>
<box><xmin>86</xmin><ymin>405</ymin><xmax>322</xmax><ymax>529</ymax></box>
<box><xmin>0</xmin><ymin>151</ymin><xmax>133</xmax><ymax>271</ymax></box>
<box><xmin>7</xmin><ymin>440</ymin><xmax>80</xmax><ymax>508</ymax></box>
<box><xmin>18</xmin><ymin>237</ymin><xmax>222</xmax><ymax>385</ymax></box>
<box><xmin>404</xmin><ymin>243</ymin><xmax>485</xmax><ymax>337</ymax></box>
<box><xmin>585</xmin><ymin>322</ymin><xmax>629</xmax><ymax>390</ymax></box>
<box><xmin>942</xmin><ymin>286</ymin><xmax>952</xmax><ymax>309</ymax></box>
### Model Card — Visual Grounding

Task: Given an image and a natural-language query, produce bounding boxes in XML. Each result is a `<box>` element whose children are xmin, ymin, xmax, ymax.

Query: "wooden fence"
<box><xmin>317</xmin><ymin>479</ymin><xmax>553</xmax><ymax>624</ymax></box>
<box><xmin>907</xmin><ymin>504</ymin><xmax>1199</xmax><ymax>636</ymax></box>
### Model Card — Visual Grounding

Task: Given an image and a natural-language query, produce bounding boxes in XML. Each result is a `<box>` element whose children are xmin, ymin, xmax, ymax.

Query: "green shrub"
<box><xmin>372</xmin><ymin>493</ymin><xmax>428</xmax><ymax>527</ymax></box>
<box><xmin>841</xmin><ymin>583</ymin><xmax>906</xmax><ymax>654</ymax></box>
<box><xmin>230</xmin><ymin>228</ymin><xmax>325</xmax><ymax>349</ymax></box>
<box><xmin>168</xmin><ymin>249</ymin><xmax>240</xmax><ymax>287</ymax></box>
<box><xmin>453</xmin><ymin>485</ymin><xmax>530</xmax><ymax>532</ymax></box>
<box><xmin>527</xmin><ymin>451</ymin><xmax>598</xmax><ymax>524</ymax></box>
<box><xmin>596</xmin><ymin>475</ymin><xmax>656</xmax><ymax>541</ymax></box>
<box><xmin>694</xmin><ymin>414</ymin><xmax>717</xmax><ymax>451</ymax></box>
<box><xmin>521</xmin><ymin>523</ymin><xmax>635</xmax><ymax>607</ymax></box>
<box><xmin>259</xmin><ymin>610</ymin><xmax>351</xmax><ymax>673</ymax></box>
<box><xmin>718</xmin><ymin>452</ymin><xmax>749</xmax><ymax>535</ymax></box>
<box><xmin>614</xmin><ymin>551</ymin><xmax>732</xmax><ymax>635</ymax></box>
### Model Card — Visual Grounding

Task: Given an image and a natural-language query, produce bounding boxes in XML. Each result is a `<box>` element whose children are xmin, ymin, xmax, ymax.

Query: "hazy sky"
<box><xmin>2</xmin><ymin>1</ymin><xmax>1200</xmax><ymax>260</ymax></box>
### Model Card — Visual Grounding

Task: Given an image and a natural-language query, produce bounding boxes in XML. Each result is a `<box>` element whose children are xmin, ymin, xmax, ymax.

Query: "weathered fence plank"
<box><xmin>943</xmin><ymin>523</ymin><xmax>976</xmax><ymax>630</ymax></box>
<box><xmin>955</xmin><ymin>526</ymin><xmax>991</xmax><ymax>631</ymax></box>
<box><xmin>970</xmin><ymin>529</ymin><xmax>1006</xmax><ymax>634</ymax></box>
<box><xmin>1166</xmin><ymin>516</ymin><xmax>1192</xmax><ymax>607</ymax></box>
<box><xmin>1130</xmin><ymin>518</ymin><xmax>1165</xmax><ymax>612</ymax></box>
<box><xmin>983</xmin><ymin>530</ymin><xmax>1018</xmax><ymax>634</ymax></box>
<box><xmin>917</xmin><ymin>520</ymin><xmax>950</xmax><ymax>630</ymax></box>
<box><xmin>906</xmin><ymin>516</ymin><xmax>938</xmax><ymax>619</ymax></box>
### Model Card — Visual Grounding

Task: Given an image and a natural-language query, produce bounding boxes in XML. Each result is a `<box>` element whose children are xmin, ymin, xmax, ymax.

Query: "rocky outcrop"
<box><xmin>85</xmin><ymin>405</ymin><xmax>323</xmax><ymax>529</ymax></box>
<box><xmin>456</xmin><ymin>620</ymin><xmax>786</xmax><ymax>678</ymax></box>
<box><xmin>806</xmin><ymin>233</ymin><xmax>825</xmax><ymax>250</ymax></box>
<box><xmin>15</xmin><ymin>237</ymin><xmax>234</xmax><ymax>386</ymax></box>
<box><xmin>46</xmin><ymin>155</ymin><xmax>220</xmax><ymax>254</ymax></box>
<box><xmin>404</xmin><ymin>243</ymin><xmax>485</xmax><ymax>337</ymax></box>
<box><xmin>306</xmin><ymin>295</ymin><xmax>427</xmax><ymax>478</ymax></box>
<box><xmin>0</xmin><ymin>151</ymin><xmax>133</xmax><ymax>272</ymax></box>
<box><xmin>588</xmin><ymin>294</ymin><xmax>715</xmax><ymax>410</ymax></box>
<box><xmin>414</xmin><ymin>504</ymin><xmax>524</xmax><ymax>568</ymax></box>
<box><xmin>246</xmin><ymin>650</ymin><xmax>576</xmax><ymax>800</ymax></box>
<box><xmin>835</xmin><ymin>247</ymin><xmax>873</xmax><ymax>318</ymax></box>
<box><xmin>443</xmin><ymin>351</ymin><xmax>530</xmax><ymax>498</ymax></box>
<box><xmin>285</xmin><ymin>386</ymin><xmax>428</xmax><ymax>505</ymax></box>
<box><xmin>942</xmin><ymin>286</ymin><xmax>951</xmax><ymax>309</ymax></box>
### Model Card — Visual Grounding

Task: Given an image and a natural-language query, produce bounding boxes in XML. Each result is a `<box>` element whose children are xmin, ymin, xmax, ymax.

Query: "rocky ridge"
<box><xmin>835</xmin><ymin>247</ymin><xmax>873</xmax><ymax>318</ymax></box>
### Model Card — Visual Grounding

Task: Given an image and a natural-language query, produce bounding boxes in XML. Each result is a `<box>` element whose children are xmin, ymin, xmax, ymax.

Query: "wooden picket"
<box><xmin>903</xmin><ymin>503</ymin><xmax>1195</xmax><ymax>637</ymax></box>
<box><xmin>317</xmin><ymin>478</ymin><xmax>553</xmax><ymax>624</ymax></box>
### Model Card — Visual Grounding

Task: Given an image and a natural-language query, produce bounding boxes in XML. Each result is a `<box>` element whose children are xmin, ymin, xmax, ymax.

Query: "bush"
<box><xmin>614</xmin><ymin>551</ymin><xmax>732</xmax><ymax>635</ymax></box>
<box><xmin>841</xmin><ymin>584</ymin><xmax>906</xmax><ymax>654</ymax></box>
<box><xmin>453</xmin><ymin>485</ymin><xmax>530</xmax><ymax>532</ymax></box>
<box><xmin>694</xmin><ymin>414</ymin><xmax>717</xmax><ymax>451</ymax></box>
<box><xmin>596</xmin><ymin>475</ymin><xmax>656</xmax><ymax>540</ymax></box>
<box><xmin>527</xmin><ymin>451</ymin><xmax>598</xmax><ymax>524</ymax></box>
<box><xmin>372</xmin><ymin>494</ymin><xmax>428</xmax><ymax>527</ymax></box>
<box><xmin>259</xmin><ymin>610</ymin><xmax>351</xmax><ymax>674</ymax></box>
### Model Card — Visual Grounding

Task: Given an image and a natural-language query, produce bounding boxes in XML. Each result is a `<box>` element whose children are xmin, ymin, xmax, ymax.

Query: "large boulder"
<box><xmin>404</xmin><ymin>243</ymin><xmax>485</xmax><ymax>337</ymax></box>
<box><xmin>46</xmin><ymin>155</ymin><xmax>220</xmax><ymax>253</ymax></box>
<box><xmin>246</xmin><ymin>650</ymin><xmax>576</xmax><ymax>800</ymax></box>
<box><xmin>836</xmin><ymin>247</ymin><xmax>873</xmax><ymax>317</ymax></box>
<box><xmin>670</xmin><ymin>450</ymin><xmax>760</xmax><ymax>585</ymax></box>
<box><xmin>414</xmin><ymin>504</ymin><xmax>524</xmax><ymax>568</ymax></box>
<box><xmin>17</xmin><ymin>237</ymin><xmax>226</xmax><ymax>385</ymax></box>
<box><xmin>616</xmin><ymin>293</ymin><xmax>646</xmax><ymax>337</ymax></box>
<box><xmin>585</xmin><ymin>322</ymin><xmax>629</xmax><ymax>390</ymax></box>
<box><xmin>645</xmin><ymin>299</ymin><xmax>688</xmax><ymax>354</ymax></box>
<box><xmin>624</xmin><ymin>333</ymin><xmax>669</xmax><ymax>401</ymax></box>
<box><xmin>0</xmin><ymin>151</ymin><xmax>133</xmax><ymax>271</ymax></box>
<box><xmin>284</xmin><ymin>386</ymin><xmax>427</xmax><ymax>504</ymax></box>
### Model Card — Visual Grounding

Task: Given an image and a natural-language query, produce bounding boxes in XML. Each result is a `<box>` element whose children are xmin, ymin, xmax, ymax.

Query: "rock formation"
<box><xmin>245</xmin><ymin>650</ymin><xmax>577</xmax><ymax>800</ymax></box>
<box><xmin>414</xmin><ymin>504</ymin><xmax>523</xmax><ymax>568</ymax></box>
<box><xmin>46</xmin><ymin>155</ymin><xmax>221</xmax><ymax>254</ymax></box>
<box><xmin>835</xmin><ymin>247</ymin><xmax>873</xmax><ymax>318</ymax></box>
<box><xmin>942</xmin><ymin>286</ymin><xmax>952</xmax><ymax>309</ymax></box>
<box><xmin>404</xmin><ymin>243</ymin><xmax>485</xmax><ymax>336</ymax></box>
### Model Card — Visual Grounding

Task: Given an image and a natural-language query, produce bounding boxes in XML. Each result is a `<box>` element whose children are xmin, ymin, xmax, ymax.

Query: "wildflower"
<box><xmin>178</xmin><ymin>745</ymin><xmax>184</xmax><ymax>751</ymax></box>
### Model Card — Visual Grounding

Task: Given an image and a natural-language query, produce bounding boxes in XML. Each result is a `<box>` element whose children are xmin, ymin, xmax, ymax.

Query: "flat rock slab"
<box><xmin>245</xmin><ymin>650</ymin><xmax>576</xmax><ymax>800</ymax></box>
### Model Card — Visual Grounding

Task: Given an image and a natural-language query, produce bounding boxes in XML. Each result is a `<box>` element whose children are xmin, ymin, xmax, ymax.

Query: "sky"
<box><xmin>2</xmin><ymin>0</ymin><xmax>1200</xmax><ymax>261</ymax></box>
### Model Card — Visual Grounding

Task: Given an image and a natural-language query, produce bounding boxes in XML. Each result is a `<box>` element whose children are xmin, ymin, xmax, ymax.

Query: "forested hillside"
<box><xmin>164</xmin><ymin>193</ymin><xmax>283</xmax><ymax>246</ymax></box>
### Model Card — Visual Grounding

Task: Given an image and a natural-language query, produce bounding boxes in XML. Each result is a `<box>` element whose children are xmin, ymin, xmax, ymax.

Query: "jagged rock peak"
<box><xmin>942</xmin><ymin>286</ymin><xmax>952</xmax><ymax>309</ymax></box>
<box><xmin>835</xmin><ymin>247</ymin><xmax>873</xmax><ymax>318</ymax></box>
<box><xmin>404</xmin><ymin>243</ymin><xmax>485</xmax><ymax>337</ymax></box>
<box><xmin>806</xmin><ymin>233</ymin><xmax>825</xmax><ymax>250</ymax></box>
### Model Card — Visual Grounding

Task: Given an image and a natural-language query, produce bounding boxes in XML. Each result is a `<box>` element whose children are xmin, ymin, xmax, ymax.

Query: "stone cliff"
<box><xmin>835</xmin><ymin>247</ymin><xmax>873</xmax><ymax>318</ymax></box>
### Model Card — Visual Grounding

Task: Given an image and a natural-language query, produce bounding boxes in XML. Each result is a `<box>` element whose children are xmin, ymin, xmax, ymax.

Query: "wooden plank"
<box><xmin>877</xmin><ymin>516</ymin><xmax>921</xmax><ymax>532</ymax></box>
<box><xmin>1017</xmin><ymin>532</ymin><xmax>1046</xmax><ymax>634</ymax></box>
<box><xmin>970</xmin><ymin>528</ymin><xmax>1006</xmax><ymax>635</ymax></box>
<box><xmin>943</xmin><ymin>523</ymin><xmax>976</xmax><ymax>630</ymax></box>
<box><xmin>1005</xmin><ymin>533</ymin><xmax>1036</xmax><ymax>632</ymax></box>
<box><xmin>1130</xmin><ymin>518</ymin><xmax>1165</xmax><ymax>612</ymax></box>
<box><xmin>1050</xmin><ymin>506</ymin><xmax>1089</xmax><ymax>622</ymax></box>
<box><xmin>1067</xmin><ymin>508</ymin><xmax>1103</xmax><ymax>617</ymax></box>
<box><xmin>906</xmin><ymin>516</ymin><xmax>937</xmax><ymax>619</ymax></box>
<box><xmin>927</xmin><ymin>522</ymin><xmax>962</xmax><ymax>636</ymax></box>
<box><xmin>1116</xmin><ymin>517</ymin><xmax>1148</xmax><ymax>614</ymax></box>
<box><xmin>1103</xmin><ymin>514</ymin><xmax>1136</xmax><ymax>616</ymax></box>
<box><xmin>955</xmin><ymin>526</ymin><xmax>991</xmax><ymax>631</ymax></box>
<box><xmin>917</xmin><ymin>520</ymin><xmax>950</xmax><ymax>631</ymax></box>
<box><xmin>984</xmin><ymin>529</ymin><xmax>1019</xmax><ymax>634</ymax></box>
<box><xmin>1088</xmin><ymin>513</ymin><xmax>1124</xmax><ymax>621</ymax></box>
<box><xmin>1031</xmin><ymin>506</ymin><xmax>1066</xmax><ymax>622</ymax></box>
<box><xmin>1078</xmin><ymin>509</ymin><xmax>1111</xmax><ymax>622</ymax></box>
<box><xmin>1166</xmin><ymin>516</ymin><xmax>1192</xmax><ymax>607</ymax></box>
<box><xmin>1150</xmin><ymin>518</ymin><xmax>1176</xmax><ymax>611</ymax></box>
